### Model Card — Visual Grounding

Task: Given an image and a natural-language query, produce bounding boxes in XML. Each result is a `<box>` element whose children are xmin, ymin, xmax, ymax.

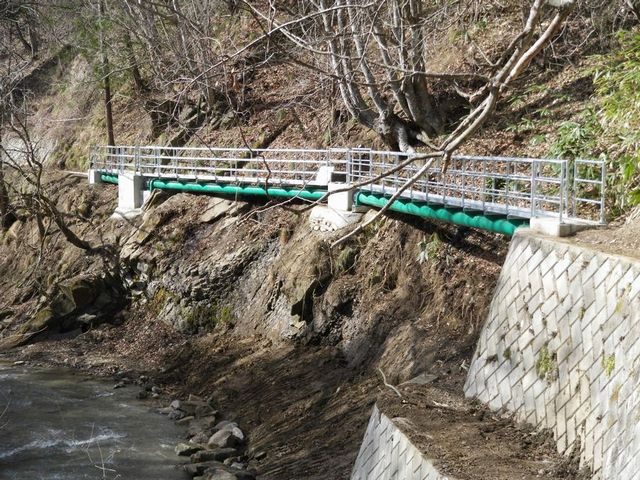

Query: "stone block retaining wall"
<box><xmin>464</xmin><ymin>231</ymin><xmax>640</xmax><ymax>479</ymax></box>
<box><xmin>351</xmin><ymin>405</ymin><xmax>451</xmax><ymax>480</ymax></box>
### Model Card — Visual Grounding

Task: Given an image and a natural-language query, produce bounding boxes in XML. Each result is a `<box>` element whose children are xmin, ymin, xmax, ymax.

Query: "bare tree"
<box><xmin>241</xmin><ymin>0</ymin><xmax>577</xmax><ymax>154</ymax></box>
<box><xmin>98</xmin><ymin>0</ymin><xmax>116</xmax><ymax>146</ymax></box>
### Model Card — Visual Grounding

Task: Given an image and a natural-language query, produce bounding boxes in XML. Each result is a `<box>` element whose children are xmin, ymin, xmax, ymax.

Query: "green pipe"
<box><xmin>99</xmin><ymin>174</ymin><xmax>526</xmax><ymax>235</ymax></box>
<box><xmin>354</xmin><ymin>192</ymin><xmax>528</xmax><ymax>236</ymax></box>
<box><xmin>148</xmin><ymin>179</ymin><xmax>326</xmax><ymax>201</ymax></box>
<box><xmin>100</xmin><ymin>174</ymin><xmax>119</xmax><ymax>184</ymax></box>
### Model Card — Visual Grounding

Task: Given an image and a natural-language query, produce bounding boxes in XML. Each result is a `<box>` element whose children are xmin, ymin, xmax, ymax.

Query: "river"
<box><xmin>0</xmin><ymin>361</ymin><xmax>188</xmax><ymax>479</ymax></box>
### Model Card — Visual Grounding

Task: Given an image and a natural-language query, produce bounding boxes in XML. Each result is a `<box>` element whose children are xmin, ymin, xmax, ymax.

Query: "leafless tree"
<box><xmin>241</xmin><ymin>0</ymin><xmax>578</xmax><ymax>156</ymax></box>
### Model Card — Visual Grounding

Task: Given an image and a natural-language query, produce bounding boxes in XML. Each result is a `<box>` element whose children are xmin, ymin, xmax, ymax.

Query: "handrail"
<box><xmin>90</xmin><ymin>145</ymin><xmax>607</xmax><ymax>224</ymax></box>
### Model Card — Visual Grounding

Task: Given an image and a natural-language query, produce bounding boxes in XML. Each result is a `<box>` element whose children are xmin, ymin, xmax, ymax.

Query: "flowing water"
<box><xmin>0</xmin><ymin>361</ymin><xmax>188</xmax><ymax>480</ymax></box>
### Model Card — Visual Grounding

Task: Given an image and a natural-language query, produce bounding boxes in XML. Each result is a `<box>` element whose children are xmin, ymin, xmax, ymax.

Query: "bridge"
<box><xmin>88</xmin><ymin>145</ymin><xmax>606</xmax><ymax>236</ymax></box>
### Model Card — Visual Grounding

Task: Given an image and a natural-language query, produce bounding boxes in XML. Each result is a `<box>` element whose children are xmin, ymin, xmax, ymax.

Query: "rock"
<box><xmin>184</xmin><ymin>461</ymin><xmax>226</xmax><ymax>476</ymax></box>
<box><xmin>190</xmin><ymin>432</ymin><xmax>210</xmax><ymax>444</ymax></box>
<box><xmin>168</xmin><ymin>409</ymin><xmax>186</xmax><ymax>421</ymax></box>
<box><xmin>136</xmin><ymin>390</ymin><xmax>149</xmax><ymax>400</ymax></box>
<box><xmin>195</xmin><ymin>404</ymin><xmax>216</xmax><ymax>418</ymax></box>
<box><xmin>199</xmin><ymin>198</ymin><xmax>249</xmax><ymax>224</ymax></box>
<box><xmin>204</xmin><ymin>469</ymin><xmax>238</xmax><ymax>480</ymax></box>
<box><xmin>175</xmin><ymin>442</ymin><xmax>204</xmax><ymax>456</ymax></box>
<box><xmin>187</xmin><ymin>415</ymin><xmax>218</xmax><ymax>438</ymax></box>
<box><xmin>182</xmin><ymin>461</ymin><xmax>248</xmax><ymax>480</ymax></box>
<box><xmin>213</xmin><ymin>420</ymin><xmax>237</xmax><ymax>432</ymax></box>
<box><xmin>205</xmin><ymin>466</ymin><xmax>255</xmax><ymax>480</ymax></box>
<box><xmin>170</xmin><ymin>399</ymin><xmax>182</xmax><ymax>410</ymax></box>
<box><xmin>230</xmin><ymin>462</ymin><xmax>246</xmax><ymax>470</ymax></box>
<box><xmin>207</xmin><ymin>427</ymin><xmax>244</xmax><ymax>448</ymax></box>
<box><xmin>180</xmin><ymin>400</ymin><xmax>215</xmax><ymax>417</ymax></box>
<box><xmin>190</xmin><ymin>448</ymin><xmax>237</xmax><ymax>463</ymax></box>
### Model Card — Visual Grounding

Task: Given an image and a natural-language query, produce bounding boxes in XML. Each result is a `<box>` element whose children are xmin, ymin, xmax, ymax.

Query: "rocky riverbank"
<box><xmin>161</xmin><ymin>395</ymin><xmax>258</xmax><ymax>480</ymax></box>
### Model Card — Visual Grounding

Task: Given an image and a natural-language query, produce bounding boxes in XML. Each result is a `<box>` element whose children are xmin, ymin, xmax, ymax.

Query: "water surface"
<box><xmin>0</xmin><ymin>362</ymin><xmax>188</xmax><ymax>479</ymax></box>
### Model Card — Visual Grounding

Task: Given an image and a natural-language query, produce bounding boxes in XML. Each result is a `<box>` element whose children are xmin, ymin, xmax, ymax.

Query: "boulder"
<box><xmin>203</xmin><ymin>469</ymin><xmax>238</xmax><ymax>480</ymax></box>
<box><xmin>190</xmin><ymin>448</ymin><xmax>237</xmax><ymax>463</ymax></box>
<box><xmin>187</xmin><ymin>415</ymin><xmax>218</xmax><ymax>438</ymax></box>
<box><xmin>175</xmin><ymin>442</ymin><xmax>204</xmax><ymax>456</ymax></box>
<box><xmin>184</xmin><ymin>461</ymin><xmax>225</xmax><ymax>476</ymax></box>
<box><xmin>207</xmin><ymin>427</ymin><xmax>244</xmax><ymax>448</ymax></box>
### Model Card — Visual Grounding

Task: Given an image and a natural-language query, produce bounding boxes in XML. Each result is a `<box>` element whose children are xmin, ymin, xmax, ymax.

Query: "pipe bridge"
<box><xmin>88</xmin><ymin>145</ymin><xmax>606</xmax><ymax>236</ymax></box>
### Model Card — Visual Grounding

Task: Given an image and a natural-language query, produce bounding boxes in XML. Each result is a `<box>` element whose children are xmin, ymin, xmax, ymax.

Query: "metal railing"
<box><xmin>90</xmin><ymin>145</ymin><xmax>606</xmax><ymax>223</ymax></box>
<box><xmin>90</xmin><ymin>145</ymin><xmax>348</xmax><ymax>187</ymax></box>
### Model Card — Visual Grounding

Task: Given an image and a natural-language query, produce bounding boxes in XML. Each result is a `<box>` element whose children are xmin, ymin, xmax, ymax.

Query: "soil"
<box><xmin>378</xmin><ymin>387</ymin><xmax>591</xmax><ymax>480</ymax></box>
<box><xmin>572</xmin><ymin>207</ymin><xmax>640</xmax><ymax>260</ymax></box>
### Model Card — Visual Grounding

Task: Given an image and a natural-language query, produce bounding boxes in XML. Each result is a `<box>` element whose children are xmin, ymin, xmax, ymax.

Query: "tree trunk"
<box><xmin>99</xmin><ymin>0</ymin><xmax>115</xmax><ymax>146</ymax></box>
<box><xmin>123</xmin><ymin>32</ymin><xmax>146</xmax><ymax>93</ymax></box>
<box><xmin>0</xmin><ymin>135</ymin><xmax>16</xmax><ymax>231</ymax></box>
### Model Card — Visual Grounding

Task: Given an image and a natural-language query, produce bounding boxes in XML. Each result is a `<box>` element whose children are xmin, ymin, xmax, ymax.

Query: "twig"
<box><xmin>378</xmin><ymin>367</ymin><xmax>404</xmax><ymax>401</ymax></box>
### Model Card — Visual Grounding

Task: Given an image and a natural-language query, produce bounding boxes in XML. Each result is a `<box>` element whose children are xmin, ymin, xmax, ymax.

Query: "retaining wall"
<box><xmin>464</xmin><ymin>230</ymin><xmax>640</xmax><ymax>479</ymax></box>
<box><xmin>351</xmin><ymin>405</ymin><xmax>451</xmax><ymax>480</ymax></box>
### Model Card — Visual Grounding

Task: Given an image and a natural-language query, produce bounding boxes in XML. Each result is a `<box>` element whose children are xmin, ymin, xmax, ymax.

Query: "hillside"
<box><xmin>1</xmin><ymin>1</ymin><xmax>640</xmax><ymax>479</ymax></box>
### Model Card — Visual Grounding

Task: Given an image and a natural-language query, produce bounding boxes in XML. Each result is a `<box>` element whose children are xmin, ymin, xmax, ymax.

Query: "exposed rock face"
<box><xmin>0</xmin><ymin>274</ymin><xmax>124</xmax><ymax>351</ymax></box>
<box><xmin>101</xmin><ymin>191</ymin><xmax>504</xmax><ymax>381</ymax></box>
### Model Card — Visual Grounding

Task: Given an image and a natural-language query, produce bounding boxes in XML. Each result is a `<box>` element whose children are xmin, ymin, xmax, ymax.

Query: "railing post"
<box><xmin>135</xmin><ymin>146</ymin><xmax>141</xmax><ymax>174</ymax></box>
<box><xmin>346</xmin><ymin>148</ymin><xmax>352</xmax><ymax>185</ymax></box>
<box><xmin>531</xmin><ymin>160</ymin><xmax>537</xmax><ymax>218</ymax></box>
<box><xmin>559</xmin><ymin>161</ymin><xmax>566</xmax><ymax>224</ymax></box>
<box><xmin>600</xmin><ymin>160</ymin><xmax>606</xmax><ymax>224</ymax></box>
<box><xmin>572</xmin><ymin>160</ymin><xmax>577</xmax><ymax>219</ymax></box>
<box><xmin>461</xmin><ymin>157</ymin><xmax>466</xmax><ymax>210</ymax></box>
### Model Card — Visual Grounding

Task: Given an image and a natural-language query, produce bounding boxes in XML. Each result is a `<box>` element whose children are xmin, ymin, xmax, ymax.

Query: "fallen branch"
<box><xmin>378</xmin><ymin>367</ymin><xmax>404</xmax><ymax>401</ymax></box>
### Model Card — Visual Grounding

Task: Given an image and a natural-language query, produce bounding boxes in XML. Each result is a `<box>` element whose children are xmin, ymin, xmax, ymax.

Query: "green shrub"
<box><xmin>592</xmin><ymin>31</ymin><xmax>640</xmax><ymax>210</ymax></box>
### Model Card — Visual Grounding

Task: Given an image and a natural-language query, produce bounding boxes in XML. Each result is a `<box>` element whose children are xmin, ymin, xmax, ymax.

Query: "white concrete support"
<box><xmin>529</xmin><ymin>217</ymin><xmax>597</xmax><ymax>237</ymax></box>
<box><xmin>114</xmin><ymin>172</ymin><xmax>144</xmax><ymax>218</ymax></box>
<box><xmin>327</xmin><ymin>182</ymin><xmax>354</xmax><ymax>212</ymax></box>
<box><xmin>315</xmin><ymin>166</ymin><xmax>335</xmax><ymax>186</ymax></box>
<box><xmin>88</xmin><ymin>169</ymin><xmax>102</xmax><ymax>185</ymax></box>
<box><xmin>309</xmin><ymin>205</ymin><xmax>362</xmax><ymax>232</ymax></box>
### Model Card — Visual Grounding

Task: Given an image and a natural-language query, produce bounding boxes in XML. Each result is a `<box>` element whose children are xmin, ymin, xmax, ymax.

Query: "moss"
<box><xmin>184</xmin><ymin>302</ymin><xmax>235</xmax><ymax>332</ymax></box>
<box><xmin>149</xmin><ymin>287</ymin><xmax>175</xmax><ymax>316</ymax></box>
<box><xmin>503</xmin><ymin>347</ymin><xmax>512</xmax><ymax>361</ymax></box>
<box><xmin>602</xmin><ymin>354</ymin><xmax>616</xmax><ymax>377</ymax></box>
<box><xmin>536</xmin><ymin>345</ymin><xmax>557</xmax><ymax>380</ymax></box>
<box><xmin>335</xmin><ymin>246</ymin><xmax>358</xmax><ymax>273</ymax></box>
